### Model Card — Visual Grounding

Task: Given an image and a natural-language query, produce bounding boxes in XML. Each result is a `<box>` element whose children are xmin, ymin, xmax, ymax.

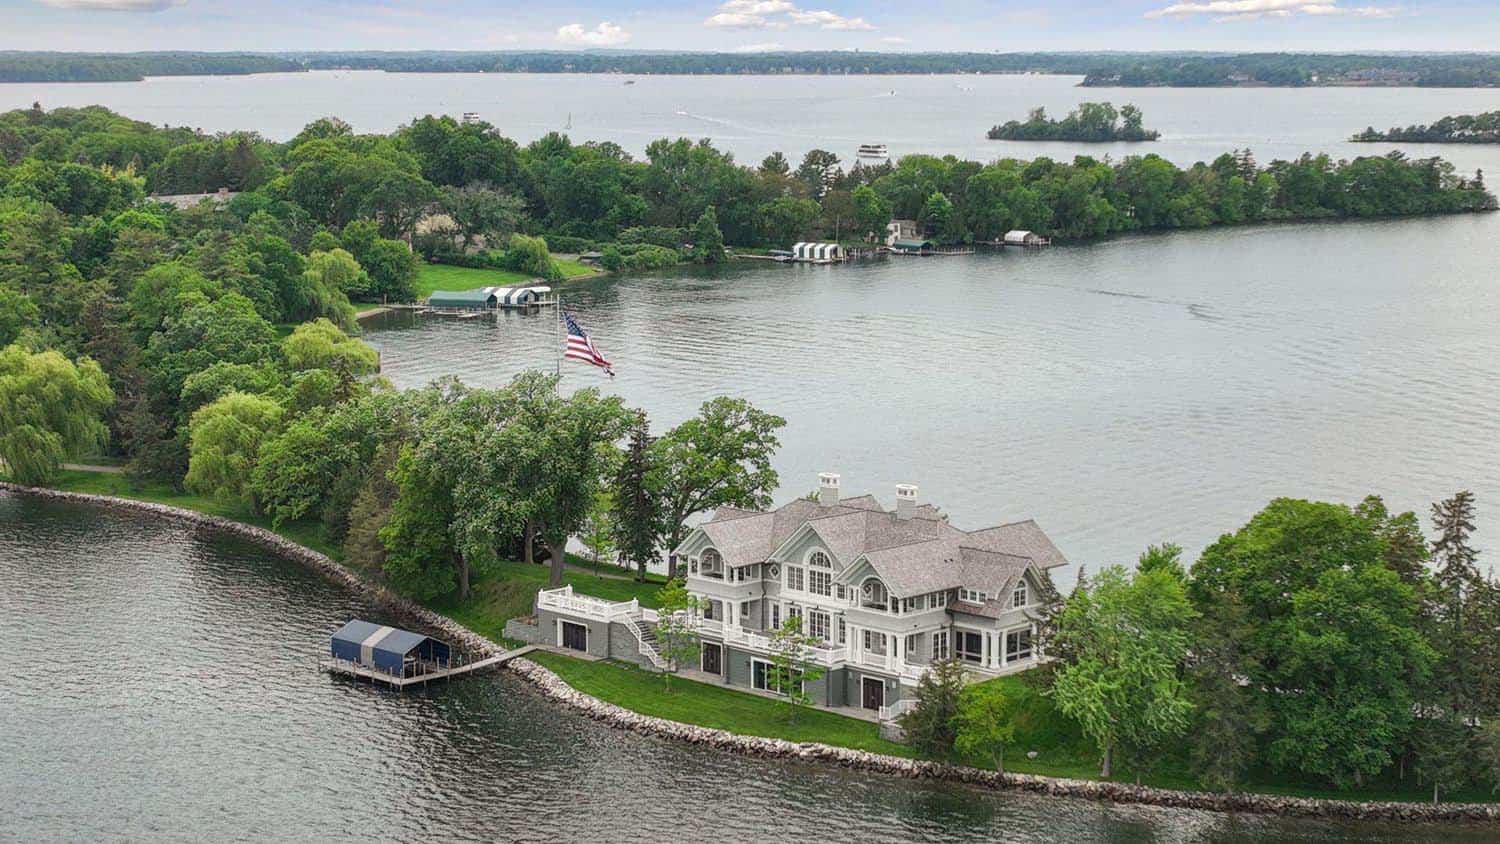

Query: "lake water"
<box><xmin>6</xmin><ymin>71</ymin><xmax>1500</xmax><ymax>173</ymax></box>
<box><xmin>365</xmin><ymin>210</ymin><xmax>1500</xmax><ymax>579</ymax></box>
<box><xmin>2</xmin><ymin>491</ymin><xmax>1490</xmax><ymax>843</ymax></box>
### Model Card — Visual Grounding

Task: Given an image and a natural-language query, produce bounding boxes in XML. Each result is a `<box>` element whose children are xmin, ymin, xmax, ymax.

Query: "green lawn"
<box><xmin>529</xmin><ymin>650</ymin><xmax>914</xmax><ymax>756</ymax></box>
<box><xmin>416</xmin><ymin>260</ymin><xmax>598</xmax><ymax>299</ymax></box>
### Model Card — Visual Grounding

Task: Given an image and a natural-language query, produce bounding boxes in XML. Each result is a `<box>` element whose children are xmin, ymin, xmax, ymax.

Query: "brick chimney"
<box><xmin>817</xmin><ymin>472</ymin><xmax>841</xmax><ymax>507</ymax></box>
<box><xmin>895</xmin><ymin>484</ymin><xmax>918</xmax><ymax>520</ymax></box>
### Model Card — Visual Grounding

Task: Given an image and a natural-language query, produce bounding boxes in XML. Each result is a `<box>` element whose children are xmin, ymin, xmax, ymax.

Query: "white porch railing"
<box><xmin>878</xmin><ymin>698</ymin><xmax>918</xmax><ymax>723</ymax></box>
<box><xmin>537</xmin><ymin>585</ymin><xmax>640</xmax><ymax>621</ymax></box>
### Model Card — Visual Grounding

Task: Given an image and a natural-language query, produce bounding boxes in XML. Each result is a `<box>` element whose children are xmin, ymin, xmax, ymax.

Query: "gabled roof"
<box><xmin>681</xmin><ymin>486</ymin><xmax>1067</xmax><ymax>595</ymax></box>
<box><xmin>964</xmin><ymin>520</ymin><xmax>1069</xmax><ymax>569</ymax></box>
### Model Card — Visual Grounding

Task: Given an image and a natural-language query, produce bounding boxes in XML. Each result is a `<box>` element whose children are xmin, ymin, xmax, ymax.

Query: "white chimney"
<box><xmin>895</xmin><ymin>484</ymin><xmax>918</xmax><ymax>520</ymax></box>
<box><xmin>818</xmin><ymin>472</ymin><xmax>841</xmax><ymax>507</ymax></box>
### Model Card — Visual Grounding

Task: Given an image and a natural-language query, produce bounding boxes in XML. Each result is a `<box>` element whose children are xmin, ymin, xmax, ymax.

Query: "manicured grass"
<box><xmin>424</xmin><ymin>559</ymin><xmax>665</xmax><ymax>645</ymax></box>
<box><xmin>529</xmin><ymin>650</ymin><xmax>914</xmax><ymax>756</ymax></box>
<box><xmin>415</xmin><ymin>260</ymin><xmax>598</xmax><ymax>298</ymax></box>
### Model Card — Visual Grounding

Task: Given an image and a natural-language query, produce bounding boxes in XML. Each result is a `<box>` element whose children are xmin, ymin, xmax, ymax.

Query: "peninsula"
<box><xmin>1353</xmin><ymin>111</ymin><xmax>1500</xmax><ymax>144</ymax></box>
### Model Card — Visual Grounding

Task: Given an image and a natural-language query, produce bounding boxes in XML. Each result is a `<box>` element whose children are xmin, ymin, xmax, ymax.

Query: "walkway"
<box><xmin>327</xmin><ymin>644</ymin><xmax>538</xmax><ymax>688</ymax></box>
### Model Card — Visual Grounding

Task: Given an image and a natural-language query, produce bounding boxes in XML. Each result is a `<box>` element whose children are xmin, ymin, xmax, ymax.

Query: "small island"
<box><xmin>988</xmin><ymin>102</ymin><xmax>1160</xmax><ymax>143</ymax></box>
<box><xmin>1352</xmin><ymin>111</ymin><xmax>1500</xmax><ymax>144</ymax></box>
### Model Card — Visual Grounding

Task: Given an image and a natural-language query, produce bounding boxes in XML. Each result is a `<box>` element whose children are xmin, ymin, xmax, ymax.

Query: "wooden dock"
<box><xmin>324</xmin><ymin>644</ymin><xmax>537</xmax><ymax>689</ymax></box>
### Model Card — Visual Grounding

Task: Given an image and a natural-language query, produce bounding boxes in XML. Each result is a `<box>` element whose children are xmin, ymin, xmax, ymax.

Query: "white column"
<box><xmin>980</xmin><ymin>631</ymin><xmax>990</xmax><ymax>667</ymax></box>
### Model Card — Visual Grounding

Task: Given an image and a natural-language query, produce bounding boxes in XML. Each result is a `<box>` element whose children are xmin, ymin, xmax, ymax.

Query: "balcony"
<box><xmin>537</xmin><ymin>585</ymin><xmax>641</xmax><ymax>621</ymax></box>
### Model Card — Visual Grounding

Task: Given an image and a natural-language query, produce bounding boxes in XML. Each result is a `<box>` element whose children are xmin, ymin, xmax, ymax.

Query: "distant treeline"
<box><xmin>1353</xmin><ymin>111</ymin><xmax>1500</xmax><ymax>144</ymax></box>
<box><xmin>4</xmin><ymin>50</ymin><xmax>1500</xmax><ymax>87</ymax></box>
<box><xmin>1079</xmin><ymin>53</ymin><xmax>1500</xmax><ymax>88</ymax></box>
<box><xmin>0</xmin><ymin>52</ymin><xmax>299</xmax><ymax>83</ymax></box>
<box><xmin>989</xmin><ymin>102</ymin><xmax>1159</xmax><ymax>142</ymax></box>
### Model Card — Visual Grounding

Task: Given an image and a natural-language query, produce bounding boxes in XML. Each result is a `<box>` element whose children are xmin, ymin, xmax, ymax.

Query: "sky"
<box><xmin>3</xmin><ymin>0</ymin><xmax>1498</xmax><ymax>53</ymax></box>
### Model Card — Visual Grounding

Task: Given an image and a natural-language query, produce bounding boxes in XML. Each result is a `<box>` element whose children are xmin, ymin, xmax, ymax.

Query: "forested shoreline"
<box><xmin>1354</xmin><ymin>111</ymin><xmax>1500</xmax><ymax>144</ymax></box>
<box><xmin>4</xmin><ymin>50</ymin><xmax>1500</xmax><ymax>87</ymax></box>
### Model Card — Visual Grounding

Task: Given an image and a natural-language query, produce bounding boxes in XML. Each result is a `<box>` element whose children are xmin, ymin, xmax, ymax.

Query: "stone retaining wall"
<box><xmin>8</xmin><ymin>481</ymin><xmax>1497</xmax><ymax>825</ymax></box>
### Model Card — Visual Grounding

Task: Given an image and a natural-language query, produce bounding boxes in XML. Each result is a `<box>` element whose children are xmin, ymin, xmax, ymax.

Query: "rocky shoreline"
<box><xmin>7</xmin><ymin>481</ymin><xmax>1498</xmax><ymax>825</ymax></box>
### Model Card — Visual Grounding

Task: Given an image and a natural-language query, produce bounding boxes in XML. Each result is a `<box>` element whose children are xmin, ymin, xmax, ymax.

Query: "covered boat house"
<box><xmin>329</xmin><ymin>619</ymin><xmax>452</xmax><ymax>679</ymax></box>
<box><xmin>1003</xmin><ymin>230</ymin><xmax>1050</xmax><ymax>247</ymax></box>
<box><xmin>425</xmin><ymin>285</ymin><xmax>554</xmax><ymax>311</ymax></box>
<box><xmin>889</xmin><ymin>238</ymin><xmax>936</xmax><ymax>255</ymax></box>
<box><xmin>791</xmin><ymin>242</ymin><xmax>848</xmax><ymax>263</ymax></box>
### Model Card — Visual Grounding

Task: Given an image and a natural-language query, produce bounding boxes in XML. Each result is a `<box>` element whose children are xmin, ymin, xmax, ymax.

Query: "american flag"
<box><xmin>563</xmin><ymin>312</ymin><xmax>614</xmax><ymax>377</ymax></box>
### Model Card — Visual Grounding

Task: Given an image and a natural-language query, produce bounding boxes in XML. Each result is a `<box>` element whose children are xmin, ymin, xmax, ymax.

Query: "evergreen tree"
<box><xmin>691</xmin><ymin>205</ymin><xmax>725</xmax><ymax>264</ymax></box>
<box><xmin>900</xmin><ymin>658</ymin><xmax>967</xmax><ymax>758</ymax></box>
<box><xmin>1430</xmin><ymin>491</ymin><xmax>1483</xmax><ymax>714</ymax></box>
<box><xmin>611</xmin><ymin>411</ymin><xmax>661</xmax><ymax>581</ymax></box>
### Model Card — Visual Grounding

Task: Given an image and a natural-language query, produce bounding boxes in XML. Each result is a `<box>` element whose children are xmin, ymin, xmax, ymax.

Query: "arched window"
<box><xmin>808</xmin><ymin>551</ymin><xmax>832</xmax><ymax>568</ymax></box>
<box><xmin>859</xmin><ymin>577</ymin><xmax>889</xmax><ymax>610</ymax></box>
<box><xmin>700</xmin><ymin>549</ymin><xmax>723</xmax><ymax>580</ymax></box>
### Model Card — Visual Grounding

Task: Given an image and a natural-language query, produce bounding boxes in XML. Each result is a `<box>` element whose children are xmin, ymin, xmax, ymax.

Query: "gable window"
<box><xmin>808</xmin><ymin>550</ymin><xmax>832</xmax><ymax>568</ymax></box>
<box><xmin>809</xmin><ymin>569</ymin><xmax>832</xmax><ymax>597</ymax></box>
<box><xmin>786</xmin><ymin>566</ymin><xmax>805</xmax><ymax>592</ymax></box>
<box><xmin>1011</xmin><ymin>581</ymin><xmax>1029</xmax><ymax>608</ymax></box>
<box><xmin>700</xmin><ymin>549</ymin><xmax>724</xmax><ymax>580</ymax></box>
<box><xmin>1005</xmin><ymin>628</ymin><xmax>1033</xmax><ymax>663</ymax></box>
<box><xmin>931</xmin><ymin>630</ymin><xmax>950</xmax><ymax>660</ymax></box>
<box><xmin>859</xmin><ymin>578</ymin><xmax>889</xmax><ymax>611</ymax></box>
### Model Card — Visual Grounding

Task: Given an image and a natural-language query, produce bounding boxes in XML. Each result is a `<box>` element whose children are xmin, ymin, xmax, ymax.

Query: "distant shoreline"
<box><xmin>5</xmin><ymin>51</ymin><xmax>1500</xmax><ymax>88</ymax></box>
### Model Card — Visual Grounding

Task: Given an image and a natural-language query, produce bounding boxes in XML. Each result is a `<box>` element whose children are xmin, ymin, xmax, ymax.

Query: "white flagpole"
<box><xmin>555</xmin><ymin>296</ymin><xmax>563</xmax><ymax>379</ymax></box>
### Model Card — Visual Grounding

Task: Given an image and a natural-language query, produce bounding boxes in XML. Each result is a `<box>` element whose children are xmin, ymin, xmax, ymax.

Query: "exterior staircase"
<box><xmin>627</xmin><ymin>616</ymin><xmax>667</xmax><ymax>669</ymax></box>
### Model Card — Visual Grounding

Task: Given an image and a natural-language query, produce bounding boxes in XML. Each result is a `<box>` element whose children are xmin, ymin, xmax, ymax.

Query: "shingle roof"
<box><xmin>691</xmin><ymin>489</ymin><xmax>1067</xmax><ymax>595</ymax></box>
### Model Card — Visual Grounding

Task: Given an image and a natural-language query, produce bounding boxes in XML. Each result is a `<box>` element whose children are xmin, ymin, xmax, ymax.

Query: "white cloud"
<box><xmin>732</xmin><ymin>42</ymin><xmax>785</xmax><ymax>51</ymax></box>
<box><xmin>788</xmin><ymin>9</ymin><xmax>874</xmax><ymax>29</ymax></box>
<box><xmin>555</xmin><ymin>21</ymin><xmax>632</xmax><ymax>45</ymax></box>
<box><xmin>704</xmin><ymin>0</ymin><xmax>874</xmax><ymax>31</ymax></box>
<box><xmin>879</xmin><ymin>36</ymin><xmax>908</xmax><ymax>44</ymax></box>
<box><xmin>36</xmin><ymin>0</ymin><xmax>183</xmax><ymax>9</ymax></box>
<box><xmin>1145</xmin><ymin>0</ymin><xmax>1400</xmax><ymax>21</ymax></box>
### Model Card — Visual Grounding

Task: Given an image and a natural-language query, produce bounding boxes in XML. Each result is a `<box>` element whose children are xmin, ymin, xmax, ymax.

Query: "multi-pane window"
<box><xmin>808</xmin><ymin>610</ymin><xmax>830</xmax><ymax>642</ymax></box>
<box><xmin>931</xmin><ymin>630</ymin><xmax>950</xmax><ymax>660</ymax></box>
<box><xmin>933</xmin><ymin>590</ymin><xmax>948</xmax><ymax>608</ymax></box>
<box><xmin>787</xmin><ymin>604</ymin><xmax>803</xmax><ymax>625</ymax></box>
<box><xmin>1011</xmin><ymin>581</ymin><xmax>1029</xmax><ymax>608</ymax></box>
<box><xmin>809</xmin><ymin>569</ymin><xmax>832</xmax><ymax>597</ymax></box>
<box><xmin>837</xmin><ymin>616</ymin><xmax>846</xmax><ymax>644</ymax></box>
<box><xmin>862</xmin><ymin>629</ymin><xmax>887</xmax><ymax>655</ymax></box>
<box><xmin>959</xmin><ymin>587</ymin><xmax>989</xmax><ymax>604</ymax></box>
<box><xmin>808</xmin><ymin>551</ymin><xmax>832</xmax><ymax>568</ymax></box>
<box><xmin>771</xmin><ymin>603</ymin><xmax>780</xmax><ymax>628</ymax></box>
<box><xmin>1006</xmin><ymin>628</ymin><xmax>1033</xmax><ymax>662</ymax></box>
<box><xmin>786</xmin><ymin>566</ymin><xmax>805</xmax><ymax>592</ymax></box>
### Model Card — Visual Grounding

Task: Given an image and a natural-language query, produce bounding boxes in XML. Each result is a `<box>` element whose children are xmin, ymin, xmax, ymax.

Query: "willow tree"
<box><xmin>0</xmin><ymin>345</ymin><xmax>114</xmax><ymax>485</ymax></box>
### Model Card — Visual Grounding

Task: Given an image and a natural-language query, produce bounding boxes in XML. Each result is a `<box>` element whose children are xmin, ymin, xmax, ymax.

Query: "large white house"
<box><xmin>528</xmin><ymin>472</ymin><xmax>1067</xmax><ymax>718</ymax></box>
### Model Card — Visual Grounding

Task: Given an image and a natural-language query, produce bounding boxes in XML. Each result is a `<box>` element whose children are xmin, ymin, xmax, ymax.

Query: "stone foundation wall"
<box><xmin>10</xmin><ymin>481</ymin><xmax>1498</xmax><ymax>824</ymax></box>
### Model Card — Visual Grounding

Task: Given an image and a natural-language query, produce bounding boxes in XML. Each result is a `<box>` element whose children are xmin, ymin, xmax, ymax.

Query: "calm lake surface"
<box><xmin>5</xmin><ymin>70</ymin><xmax>1500</xmax><ymax>172</ymax></box>
<box><xmin>2</xmin><ymin>491</ymin><xmax>1491</xmax><ymax>843</ymax></box>
<box><xmin>366</xmin><ymin>211</ymin><xmax>1500</xmax><ymax>578</ymax></box>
